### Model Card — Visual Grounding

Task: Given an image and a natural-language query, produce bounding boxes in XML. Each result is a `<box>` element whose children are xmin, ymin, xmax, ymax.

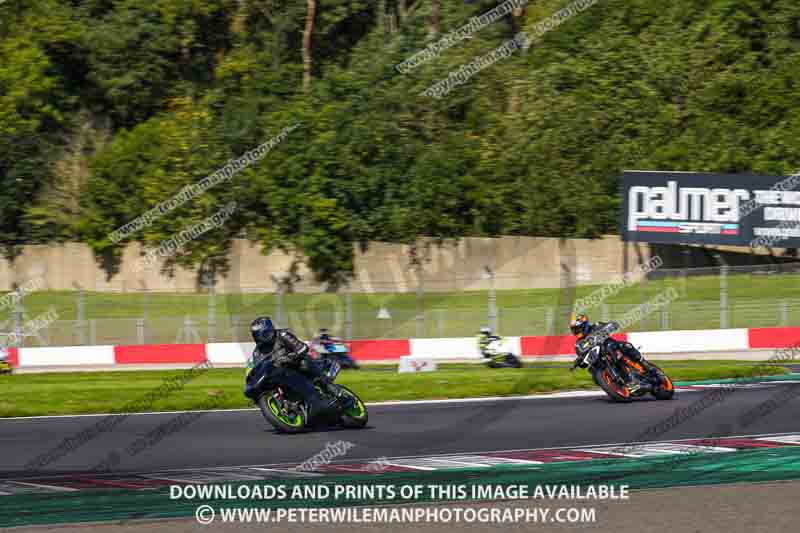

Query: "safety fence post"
<box><xmin>720</xmin><ymin>265</ymin><xmax>729</xmax><ymax>329</ymax></box>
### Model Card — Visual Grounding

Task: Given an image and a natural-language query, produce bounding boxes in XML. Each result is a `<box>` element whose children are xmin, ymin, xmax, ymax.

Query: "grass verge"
<box><xmin>0</xmin><ymin>361</ymin><xmax>789</xmax><ymax>418</ymax></box>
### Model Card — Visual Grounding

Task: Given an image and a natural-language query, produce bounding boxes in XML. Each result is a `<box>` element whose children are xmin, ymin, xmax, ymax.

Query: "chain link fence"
<box><xmin>1</xmin><ymin>263</ymin><xmax>799</xmax><ymax>347</ymax></box>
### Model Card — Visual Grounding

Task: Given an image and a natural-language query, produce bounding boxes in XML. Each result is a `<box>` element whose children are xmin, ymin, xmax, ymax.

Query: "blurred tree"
<box><xmin>303</xmin><ymin>0</ymin><xmax>317</xmax><ymax>92</ymax></box>
<box><xmin>2</xmin><ymin>0</ymin><xmax>800</xmax><ymax>285</ymax></box>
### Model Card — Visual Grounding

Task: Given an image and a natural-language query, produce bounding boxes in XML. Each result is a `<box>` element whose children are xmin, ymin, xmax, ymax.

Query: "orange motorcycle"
<box><xmin>572</xmin><ymin>338</ymin><xmax>674</xmax><ymax>402</ymax></box>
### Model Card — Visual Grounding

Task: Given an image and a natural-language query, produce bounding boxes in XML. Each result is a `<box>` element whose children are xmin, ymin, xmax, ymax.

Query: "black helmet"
<box><xmin>251</xmin><ymin>316</ymin><xmax>276</xmax><ymax>350</ymax></box>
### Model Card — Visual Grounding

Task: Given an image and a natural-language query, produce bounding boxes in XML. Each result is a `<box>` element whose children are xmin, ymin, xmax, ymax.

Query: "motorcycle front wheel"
<box><xmin>334</xmin><ymin>385</ymin><xmax>369</xmax><ymax>428</ymax></box>
<box><xmin>257</xmin><ymin>393</ymin><xmax>309</xmax><ymax>433</ymax></box>
<box><xmin>593</xmin><ymin>368</ymin><xmax>632</xmax><ymax>403</ymax></box>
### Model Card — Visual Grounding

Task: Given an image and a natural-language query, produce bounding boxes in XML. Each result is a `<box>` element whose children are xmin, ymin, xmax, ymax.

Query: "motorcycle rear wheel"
<box><xmin>487</xmin><ymin>354</ymin><xmax>521</xmax><ymax>368</ymax></box>
<box><xmin>647</xmin><ymin>363</ymin><xmax>675</xmax><ymax>400</ymax></box>
<box><xmin>258</xmin><ymin>393</ymin><xmax>309</xmax><ymax>433</ymax></box>
<box><xmin>507</xmin><ymin>355</ymin><xmax>522</xmax><ymax>368</ymax></box>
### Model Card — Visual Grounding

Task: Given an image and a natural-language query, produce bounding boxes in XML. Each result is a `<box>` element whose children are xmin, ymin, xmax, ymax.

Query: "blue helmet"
<box><xmin>251</xmin><ymin>316</ymin><xmax>276</xmax><ymax>350</ymax></box>
<box><xmin>569</xmin><ymin>313</ymin><xmax>591</xmax><ymax>339</ymax></box>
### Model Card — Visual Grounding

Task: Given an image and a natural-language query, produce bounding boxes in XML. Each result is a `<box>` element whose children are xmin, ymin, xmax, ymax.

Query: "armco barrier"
<box><xmin>17</xmin><ymin>345</ymin><xmax>115</xmax><ymax>367</ymax></box>
<box><xmin>748</xmin><ymin>327</ymin><xmax>800</xmax><ymax>349</ymax></box>
<box><xmin>3</xmin><ymin>326</ymin><xmax>798</xmax><ymax>370</ymax></box>
<box><xmin>203</xmin><ymin>340</ymin><xmax>411</xmax><ymax>365</ymax></box>
<box><xmin>348</xmin><ymin>339</ymin><xmax>410</xmax><ymax>361</ymax></box>
<box><xmin>521</xmin><ymin>335</ymin><xmax>577</xmax><ymax>357</ymax></box>
<box><xmin>206</xmin><ymin>342</ymin><xmax>254</xmax><ymax>365</ymax></box>
<box><xmin>410</xmin><ymin>337</ymin><xmax>521</xmax><ymax>360</ymax></box>
<box><xmin>520</xmin><ymin>334</ymin><xmax>627</xmax><ymax>357</ymax></box>
<box><xmin>627</xmin><ymin>329</ymin><xmax>749</xmax><ymax>354</ymax></box>
<box><xmin>115</xmin><ymin>344</ymin><xmax>206</xmax><ymax>365</ymax></box>
<box><xmin>5</xmin><ymin>347</ymin><xmax>18</xmax><ymax>367</ymax></box>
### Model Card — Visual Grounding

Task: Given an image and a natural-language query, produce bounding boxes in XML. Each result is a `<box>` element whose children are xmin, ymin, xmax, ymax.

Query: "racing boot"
<box><xmin>617</xmin><ymin>362</ymin><xmax>640</xmax><ymax>392</ymax></box>
<box><xmin>646</xmin><ymin>365</ymin><xmax>662</xmax><ymax>385</ymax></box>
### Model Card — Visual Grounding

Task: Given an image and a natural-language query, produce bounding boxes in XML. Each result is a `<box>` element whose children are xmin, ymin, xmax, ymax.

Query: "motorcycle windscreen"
<box><xmin>326</xmin><ymin>344</ymin><xmax>348</xmax><ymax>353</ymax></box>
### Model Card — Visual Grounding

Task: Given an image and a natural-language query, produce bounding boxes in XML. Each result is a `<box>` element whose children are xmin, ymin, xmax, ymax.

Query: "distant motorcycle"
<box><xmin>0</xmin><ymin>344</ymin><xmax>12</xmax><ymax>375</ymax></box>
<box><xmin>572</xmin><ymin>336</ymin><xmax>674</xmax><ymax>402</ymax></box>
<box><xmin>311</xmin><ymin>338</ymin><xmax>360</xmax><ymax>370</ymax></box>
<box><xmin>244</xmin><ymin>355</ymin><xmax>368</xmax><ymax>433</ymax></box>
<box><xmin>483</xmin><ymin>338</ymin><xmax>522</xmax><ymax>369</ymax></box>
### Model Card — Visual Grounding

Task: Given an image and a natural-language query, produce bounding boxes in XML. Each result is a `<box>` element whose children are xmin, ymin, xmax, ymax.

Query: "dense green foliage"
<box><xmin>2</xmin><ymin>0</ymin><xmax>800</xmax><ymax>284</ymax></box>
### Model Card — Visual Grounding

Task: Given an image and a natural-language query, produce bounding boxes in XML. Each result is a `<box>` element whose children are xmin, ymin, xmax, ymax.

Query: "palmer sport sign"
<box><xmin>620</xmin><ymin>170</ymin><xmax>800</xmax><ymax>247</ymax></box>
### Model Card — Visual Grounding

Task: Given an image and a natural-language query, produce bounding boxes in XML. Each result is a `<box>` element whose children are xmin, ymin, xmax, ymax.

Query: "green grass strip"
<box><xmin>0</xmin><ymin>361</ymin><xmax>788</xmax><ymax>417</ymax></box>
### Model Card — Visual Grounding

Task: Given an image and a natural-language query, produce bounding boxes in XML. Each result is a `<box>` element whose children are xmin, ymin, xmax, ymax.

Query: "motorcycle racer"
<box><xmin>477</xmin><ymin>326</ymin><xmax>502</xmax><ymax>359</ymax></box>
<box><xmin>310</xmin><ymin>328</ymin><xmax>339</xmax><ymax>354</ymax></box>
<box><xmin>250</xmin><ymin>317</ymin><xmax>326</xmax><ymax>381</ymax></box>
<box><xmin>569</xmin><ymin>313</ymin><xmax>645</xmax><ymax>389</ymax></box>
<box><xmin>244</xmin><ymin>317</ymin><xmax>366</xmax><ymax>432</ymax></box>
<box><xmin>0</xmin><ymin>341</ymin><xmax>11</xmax><ymax>374</ymax></box>
<box><xmin>315</xmin><ymin>328</ymin><xmax>334</xmax><ymax>343</ymax></box>
<box><xmin>476</xmin><ymin>327</ymin><xmax>522</xmax><ymax>368</ymax></box>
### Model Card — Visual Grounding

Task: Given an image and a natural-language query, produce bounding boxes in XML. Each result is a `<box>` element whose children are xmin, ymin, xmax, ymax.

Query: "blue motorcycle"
<box><xmin>311</xmin><ymin>338</ymin><xmax>360</xmax><ymax>370</ymax></box>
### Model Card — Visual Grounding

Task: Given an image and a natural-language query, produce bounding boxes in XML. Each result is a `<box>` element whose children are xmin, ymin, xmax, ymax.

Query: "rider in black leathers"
<box><xmin>250</xmin><ymin>316</ymin><xmax>351</xmax><ymax>420</ymax></box>
<box><xmin>316</xmin><ymin>328</ymin><xmax>333</xmax><ymax>342</ymax></box>
<box><xmin>250</xmin><ymin>316</ymin><xmax>325</xmax><ymax>381</ymax></box>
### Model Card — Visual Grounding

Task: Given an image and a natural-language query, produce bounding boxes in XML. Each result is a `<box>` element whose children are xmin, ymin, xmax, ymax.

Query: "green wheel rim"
<box><xmin>267</xmin><ymin>396</ymin><xmax>304</xmax><ymax>427</ymax></box>
<box><xmin>343</xmin><ymin>392</ymin><xmax>366</xmax><ymax>419</ymax></box>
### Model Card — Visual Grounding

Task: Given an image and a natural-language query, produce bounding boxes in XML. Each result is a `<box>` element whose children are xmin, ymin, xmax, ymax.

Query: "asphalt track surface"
<box><xmin>0</xmin><ymin>381</ymin><xmax>798</xmax><ymax>478</ymax></box>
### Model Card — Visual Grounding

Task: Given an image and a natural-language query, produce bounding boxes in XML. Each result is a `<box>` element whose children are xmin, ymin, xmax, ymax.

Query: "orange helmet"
<box><xmin>569</xmin><ymin>313</ymin><xmax>590</xmax><ymax>339</ymax></box>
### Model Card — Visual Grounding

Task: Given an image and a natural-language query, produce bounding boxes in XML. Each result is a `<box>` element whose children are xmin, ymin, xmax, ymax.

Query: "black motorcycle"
<box><xmin>244</xmin><ymin>356</ymin><xmax>368</xmax><ymax>433</ymax></box>
<box><xmin>486</xmin><ymin>352</ymin><xmax>523</xmax><ymax>369</ymax></box>
<box><xmin>572</xmin><ymin>336</ymin><xmax>674</xmax><ymax>403</ymax></box>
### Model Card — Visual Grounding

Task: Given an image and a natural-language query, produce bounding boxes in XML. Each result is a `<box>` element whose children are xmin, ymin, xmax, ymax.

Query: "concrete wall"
<box><xmin>1</xmin><ymin>234</ymin><xmax>770</xmax><ymax>294</ymax></box>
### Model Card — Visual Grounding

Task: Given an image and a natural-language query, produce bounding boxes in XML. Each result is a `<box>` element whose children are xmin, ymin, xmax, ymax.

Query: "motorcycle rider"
<box><xmin>310</xmin><ymin>327</ymin><xmax>335</xmax><ymax>358</ymax></box>
<box><xmin>316</xmin><ymin>328</ymin><xmax>333</xmax><ymax>342</ymax></box>
<box><xmin>249</xmin><ymin>316</ymin><xmax>353</xmax><ymax>422</ymax></box>
<box><xmin>478</xmin><ymin>326</ymin><xmax>502</xmax><ymax>359</ymax></box>
<box><xmin>569</xmin><ymin>313</ymin><xmax>644</xmax><ymax>389</ymax></box>
<box><xmin>250</xmin><ymin>316</ymin><xmax>326</xmax><ymax>381</ymax></box>
<box><xmin>0</xmin><ymin>340</ymin><xmax>10</xmax><ymax>374</ymax></box>
<box><xmin>312</xmin><ymin>327</ymin><xmax>340</xmax><ymax>349</ymax></box>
